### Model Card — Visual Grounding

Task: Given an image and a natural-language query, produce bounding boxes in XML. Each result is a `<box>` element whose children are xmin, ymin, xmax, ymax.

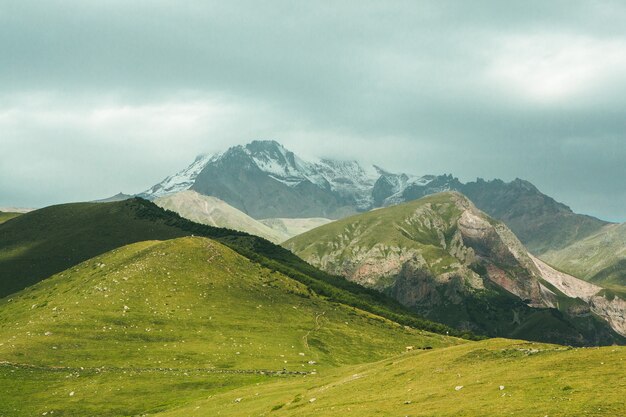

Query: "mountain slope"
<box><xmin>458</xmin><ymin>178</ymin><xmax>608</xmax><ymax>254</ymax></box>
<box><xmin>0</xmin><ymin>236</ymin><xmax>456</xmax><ymax>416</ymax></box>
<box><xmin>259</xmin><ymin>217</ymin><xmax>332</xmax><ymax>241</ymax></box>
<box><xmin>155</xmin><ymin>191</ymin><xmax>287</xmax><ymax>243</ymax></box>
<box><xmin>541</xmin><ymin>222</ymin><xmax>626</xmax><ymax>286</ymax></box>
<box><xmin>141</xmin><ymin>140</ymin><xmax>448</xmax><ymax>219</ymax></box>
<box><xmin>141</xmin><ymin>153</ymin><xmax>214</xmax><ymax>198</ymax></box>
<box><xmin>155</xmin><ymin>338</ymin><xmax>626</xmax><ymax>417</ymax></box>
<box><xmin>139</xmin><ymin>141</ymin><xmax>606</xmax><ymax>254</ymax></box>
<box><xmin>0</xmin><ymin>237</ymin><xmax>453</xmax><ymax>369</ymax></box>
<box><xmin>0</xmin><ymin>197</ymin><xmax>465</xmax><ymax>338</ymax></box>
<box><xmin>0</xmin><ymin>200</ymin><xmax>189</xmax><ymax>297</ymax></box>
<box><xmin>285</xmin><ymin>192</ymin><xmax>625</xmax><ymax>345</ymax></box>
<box><xmin>188</xmin><ymin>141</ymin><xmax>364</xmax><ymax>219</ymax></box>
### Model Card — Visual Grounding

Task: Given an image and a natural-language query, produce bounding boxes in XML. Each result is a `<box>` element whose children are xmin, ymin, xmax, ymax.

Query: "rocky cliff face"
<box><xmin>285</xmin><ymin>192</ymin><xmax>625</xmax><ymax>345</ymax></box>
<box><xmin>530</xmin><ymin>255</ymin><xmax>626</xmax><ymax>337</ymax></box>
<box><xmin>287</xmin><ymin>192</ymin><xmax>544</xmax><ymax>306</ymax></box>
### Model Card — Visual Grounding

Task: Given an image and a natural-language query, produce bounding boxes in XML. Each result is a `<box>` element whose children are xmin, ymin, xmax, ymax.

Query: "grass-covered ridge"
<box><xmin>0</xmin><ymin>197</ymin><xmax>469</xmax><ymax>338</ymax></box>
<box><xmin>0</xmin><ymin>237</ymin><xmax>459</xmax><ymax>416</ymax></box>
<box><xmin>0</xmin><ymin>211</ymin><xmax>21</xmax><ymax>224</ymax></box>
<box><xmin>284</xmin><ymin>192</ymin><xmax>466</xmax><ymax>278</ymax></box>
<box><xmin>1</xmin><ymin>237</ymin><xmax>622</xmax><ymax>416</ymax></box>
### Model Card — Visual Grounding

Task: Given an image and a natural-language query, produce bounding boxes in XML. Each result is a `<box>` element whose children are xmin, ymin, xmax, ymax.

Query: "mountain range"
<box><xmin>3</xmin><ymin>203</ymin><xmax>623</xmax><ymax>415</ymax></box>
<box><xmin>133</xmin><ymin>141</ymin><xmax>626</xmax><ymax>313</ymax></box>
<box><xmin>139</xmin><ymin>140</ymin><xmax>609</xmax><ymax>255</ymax></box>
<box><xmin>2</xmin><ymin>140</ymin><xmax>626</xmax><ymax>415</ymax></box>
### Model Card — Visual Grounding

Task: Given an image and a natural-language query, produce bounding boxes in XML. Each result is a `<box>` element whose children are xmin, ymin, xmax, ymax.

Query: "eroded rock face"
<box><xmin>390</xmin><ymin>258</ymin><xmax>481</xmax><ymax>308</ymax></box>
<box><xmin>307</xmin><ymin>244</ymin><xmax>423</xmax><ymax>289</ymax></box>
<box><xmin>531</xmin><ymin>255</ymin><xmax>626</xmax><ymax>337</ymax></box>
<box><xmin>590</xmin><ymin>296</ymin><xmax>626</xmax><ymax>337</ymax></box>
<box><xmin>457</xmin><ymin>207</ymin><xmax>545</xmax><ymax>307</ymax></box>
<box><xmin>298</xmin><ymin>193</ymin><xmax>550</xmax><ymax>308</ymax></box>
<box><xmin>297</xmin><ymin>193</ymin><xmax>551</xmax><ymax>311</ymax></box>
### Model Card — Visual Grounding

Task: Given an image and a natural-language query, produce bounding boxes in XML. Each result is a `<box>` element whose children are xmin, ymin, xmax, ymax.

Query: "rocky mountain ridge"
<box><xmin>140</xmin><ymin>140</ymin><xmax>456</xmax><ymax>219</ymax></box>
<box><xmin>139</xmin><ymin>140</ymin><xmax>608</xmax><ymax>254</ymax></box>
<box><xmin>284</xmin><ymin>192</ymin><xmax>625</xmax><ymax>344</ymax></box>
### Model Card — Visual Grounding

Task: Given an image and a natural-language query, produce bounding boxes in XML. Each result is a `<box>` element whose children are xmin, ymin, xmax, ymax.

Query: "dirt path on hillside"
<box><xmin>302</xmin><ymin>311</ymin><xmax>326</xmax><ymax>352</ymax></box>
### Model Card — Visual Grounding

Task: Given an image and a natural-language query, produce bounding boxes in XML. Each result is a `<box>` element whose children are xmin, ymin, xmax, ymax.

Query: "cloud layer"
<box><xmin>1</xmin><ymin>1</ymin><xmax>625</xmax><ymax>220</ymax></box>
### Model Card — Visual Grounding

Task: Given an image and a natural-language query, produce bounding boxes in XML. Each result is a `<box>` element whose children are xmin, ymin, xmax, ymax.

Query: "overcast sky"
<box><xmin>1</xmin><ymin>1</ymin><xmax>625</xmax><ymax>221</ymax></box>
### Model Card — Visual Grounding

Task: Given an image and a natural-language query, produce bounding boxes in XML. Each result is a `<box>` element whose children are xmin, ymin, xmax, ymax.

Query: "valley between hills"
<box><xmin>1</xmin><ymin>140</ymin><xmax>625</xmax><ymax>416</ymax></box>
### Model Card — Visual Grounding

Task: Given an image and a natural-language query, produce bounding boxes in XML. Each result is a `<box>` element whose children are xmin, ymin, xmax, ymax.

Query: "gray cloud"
<box><xmin>1</xmin><ymin>0</ymin><xmax>625</xmax><ymax>221</ymax></box>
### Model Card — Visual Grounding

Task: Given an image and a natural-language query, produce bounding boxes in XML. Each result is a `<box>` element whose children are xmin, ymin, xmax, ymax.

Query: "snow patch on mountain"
<box><xmin>246</xmin><ymin>140</ymin><xmax>311</xmax><ymax>183</ymax></box>
<box><xmin>373</xmin><ymin>166</ymin><xmax>443</xmax><ymax>206</ymax></box>
<box><xmin>244</xmin><ymin>141</ymin><xmax>378</xmax><ymax>206</ymax></box>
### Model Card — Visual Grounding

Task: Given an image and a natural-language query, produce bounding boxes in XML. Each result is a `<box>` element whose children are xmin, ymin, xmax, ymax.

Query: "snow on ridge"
<box><xmin>141</xmin><ymin>140</ymin><xmax>433</xmax><ymax>208</ymax></box>
<box><xmin>244</xmin><ymin>141</ymin><xmax>311</xmax><ymax>184</ymax></box>
<box><xmin>141</xmin><ymin>153</ymin><xmax>213</xmax><ymax>198</ymax></box>
<box><xmin>242</xmin><ymin>142</ymin><xmax>378</xmax><ymax>197</ymax></box>
<box><xmin>378</xmin><ymin>172</ymin><xmax>443</xmax><ymax>207</ymax></box>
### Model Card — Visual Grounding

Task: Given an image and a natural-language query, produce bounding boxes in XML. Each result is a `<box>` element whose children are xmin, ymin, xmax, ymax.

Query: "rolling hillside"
<box><xmin>0</xmin><ymin>197</ymin><xmax>465</xmax><ymax>338</ymax></box>
<box><xmin>155</xmin><ymin>338</ymin><xmax>626</xmax><ymax>417</ymax></box>
<box><xmin>0</xmin><ymin>200</ymin><xmax>189</xmax><ymax>297</ymax></box>
<box><xmin>285</xmin><ymin>192</ymin><xmax>625</xmax><ymax>345</ymax></box>
<box><xmin>1</xmin><ymin>237</ymin><xmax>623</xmax><ymax>416</ymax></box>
<box><xmin>0</xmin><ymin>237</ymin><xmax>456</xmax><ymax>416</ymax></box>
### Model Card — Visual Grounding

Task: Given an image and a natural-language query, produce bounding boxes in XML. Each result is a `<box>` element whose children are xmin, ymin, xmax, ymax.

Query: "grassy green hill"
<box><xmin>1</xmin><ymin>200</ymin><xmax>624</xmax><ymax>416</ymax></box>
<box><xmin>0</xmin><ymin>197</ymin><xmax>466</xmax><ymax>338</ymax></box>
<box><xmin>541</xmin><ymin>222</ymin><xmax>626</xmax><ymax>287</ymax></box>
<box><xmin>0</xmin><ymin>237</ymin><xmax>457</xmax><ymax>416</ymax></box>
<box><xmin>1</xmin><ymin>237</ymin><xmax>624</xmax><ymax>416</ymax></box>
<box><xmin>0</xmin><ymin>211</ymin><xmax>21</xmax><ymax>224</ymax></box>
<box><xmin>0</xmin><ymin>200</ymin><xmax>188</xmax><ymax>296</ymax></box>
<box><xmin>155</xmin><ymin>338</ymin><xmax>626</xmax><ymax>417</ymax></box>
<box><xmin>284</xmin><ymin>192</ymin><xmax>625</xmax><ymax>346</ymax></box>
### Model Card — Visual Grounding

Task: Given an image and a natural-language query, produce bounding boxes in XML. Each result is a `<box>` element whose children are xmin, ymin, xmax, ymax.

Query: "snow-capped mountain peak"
<box><xmin>139</xmin><ymin>140</ymin><xmax>455</xmax><ymax>218</ymax></box>
<box><xmin>140</xmin><ymin>153</ymin><xmax>213</xmax><ymax>198</ymax></box>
